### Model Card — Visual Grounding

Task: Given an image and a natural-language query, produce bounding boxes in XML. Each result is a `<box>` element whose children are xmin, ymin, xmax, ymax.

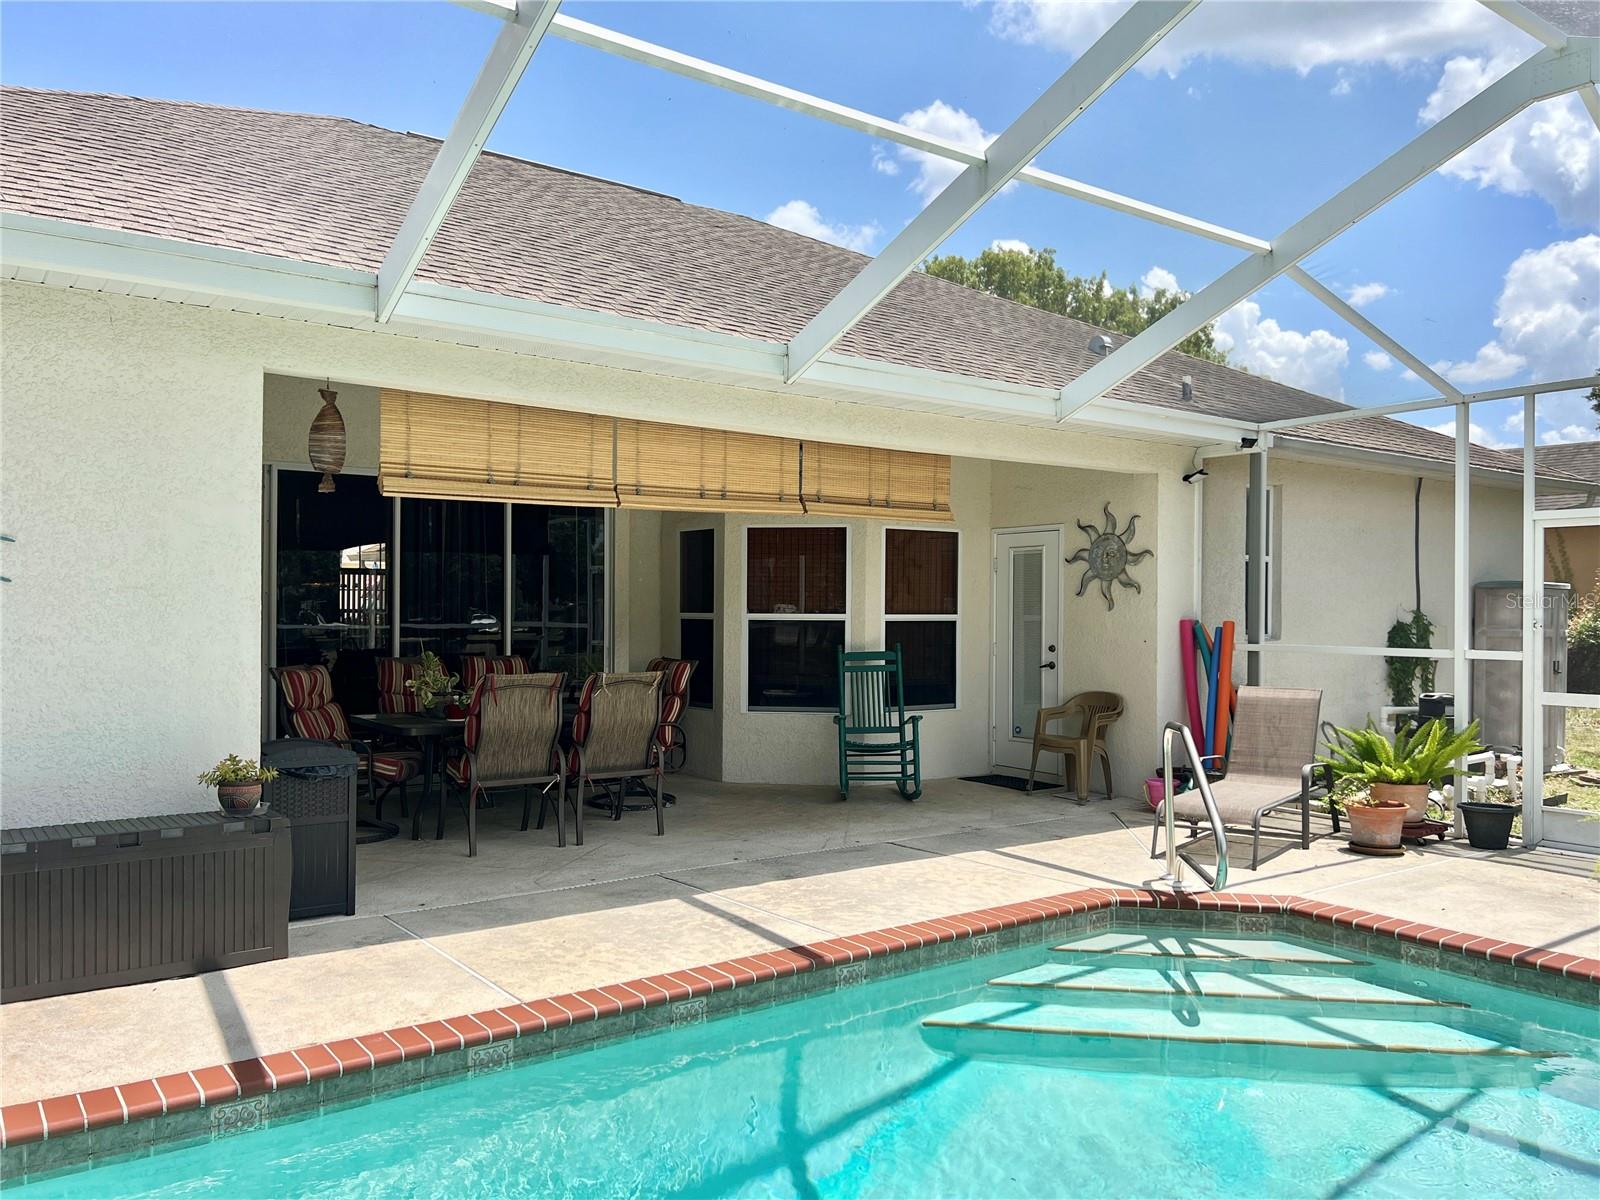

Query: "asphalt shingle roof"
<box><xmin>1536</xmin><ymin>440</ymin><xmax>1600</xmax><ymax>508</ymax></box>
<box><xmin>0</xmin><ymin>85</ymin><xmax>1561</xmax><ymax>478</ymax></box>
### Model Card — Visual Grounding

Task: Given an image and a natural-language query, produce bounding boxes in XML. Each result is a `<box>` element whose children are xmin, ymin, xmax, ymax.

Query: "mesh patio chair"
<box><xmin>559</xmin><ymin>671</ymin><xmax>666</xmax><ymax>841</ymax></box>
<box><xmin>273</xmin><ymin>664</ymin><xmax>418</xmax><ymax>820</ymax></box>
<box><xmin>1027</xmin><ymin>691</ymin><xmax>1124</xmax><ymax>801</ymax></box>
<box><xmin>1151</xmin><ymin>686</ymin><xmax>1331</xmax><ymax>870</ymax></box>
<box><xmin>444</xmin><ymin>671</ymin><xmax>565</xmax><ymax>857</ymax></box>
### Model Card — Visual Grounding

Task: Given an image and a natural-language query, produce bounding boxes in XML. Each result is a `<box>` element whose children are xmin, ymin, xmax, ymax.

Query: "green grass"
<box><xmin>1556</xmin><ymin>708</ymin><xmax>1600</xmax><ymax>815</ymax></box>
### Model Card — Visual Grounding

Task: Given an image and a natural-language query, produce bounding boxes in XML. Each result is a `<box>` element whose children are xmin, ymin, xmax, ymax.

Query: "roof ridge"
<box><xmin>0</xmin><ymin>82</ymin><xmax>403</xmax><ymax>134</ymax></box>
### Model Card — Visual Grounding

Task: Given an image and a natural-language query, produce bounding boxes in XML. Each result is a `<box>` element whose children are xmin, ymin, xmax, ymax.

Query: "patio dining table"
<box><xmin>350</xmin><ymin>712</ymin><xmax>465</xmax><ymax>842</ymax></box>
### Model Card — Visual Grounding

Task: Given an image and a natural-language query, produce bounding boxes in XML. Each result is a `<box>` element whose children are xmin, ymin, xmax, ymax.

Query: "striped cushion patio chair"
<box><xmin>444</xmin><ymin>671</ymin><xmax>566</xmax><ymax>856</ymax></box>
<box><xmin>645</xmin><ymin>657</ymin><xmax>697</xmax><ymax>771</ymax></box>
<box><xmin>375</xmin><ymin>657</ymin><xmax>425</xmax><ymax>714</ymax></box>
<box><xmin>274</xmin><ymin>664</ymin><xmax>418</xmax><ymax>817</ymax></box>
<box><xmin>561</xmin><ymin>671</ymin><xmax>665</xmax><ymax>839</ymax></box>
<box><xmin>458</xmin><ymin>654</ymin><xmax>530</xmax><ymax>694</ymax></box>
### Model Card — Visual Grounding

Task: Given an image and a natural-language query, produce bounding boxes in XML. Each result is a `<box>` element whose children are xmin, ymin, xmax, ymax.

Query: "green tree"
<box><xmin>922</xmin><ymin>245</ymin><xmax>1228</xmax><ymax>364</ymax></box>
<box><xmin>1588</xmin><ymin>374</ymin><xmax>1598</xmax><ymax>420</ymax></box>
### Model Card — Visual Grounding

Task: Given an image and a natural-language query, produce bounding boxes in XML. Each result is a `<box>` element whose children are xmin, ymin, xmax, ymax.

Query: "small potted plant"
<box><xmin>406</xmin><ymin>650</ymin><xmax>460</xmax><ymax>715</ymax></box>
<box><xmin>1323</xmin><ymin>718</ymin><xmax>1484</xmax><ymax>849</ymax></box>
<box><xmin>198</xmin><ymin>754</ymin><xmax>279</xmax><ymax>815</ymax></box>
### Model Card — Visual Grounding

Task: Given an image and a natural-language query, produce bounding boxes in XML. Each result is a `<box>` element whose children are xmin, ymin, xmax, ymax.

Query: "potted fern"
<box><xmin>1322</xmin><ymin>719</ymin><xmax>1484</xmax><ymax>848</ymax></box>
<box><xmin>198</xmin><ymin>754</ymin><xmax>279</xmax><ymax>815</ymax></box>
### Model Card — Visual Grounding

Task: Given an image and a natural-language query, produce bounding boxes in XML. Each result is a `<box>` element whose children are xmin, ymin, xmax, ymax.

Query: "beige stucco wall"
<box><xmin>1201</xmin><ymin>452</ymin><xmax>1525</xmax><ymax>733</ymax></box>
<box><xmin>1</xmin><ymin>286</ymin><xmax>265</xmax><ymax>825</ymax></box>
<box><xmin>1547</xmin><ymin>524</ymin><xmax>1600</xmax><ymax>604</ymax></box>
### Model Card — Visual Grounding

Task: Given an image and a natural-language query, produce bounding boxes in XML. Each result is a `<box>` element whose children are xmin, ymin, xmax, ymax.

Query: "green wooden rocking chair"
<box><xmin>834</xmin><ymin>647</ymin><xmax>923</xmax><ymax>801</ymax></box>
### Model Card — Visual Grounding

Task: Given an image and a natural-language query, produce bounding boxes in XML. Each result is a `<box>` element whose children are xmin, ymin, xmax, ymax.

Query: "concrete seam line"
<box><xmin>381</xmin><ymin>915</ymin><xmax>521</xmax><ymax>1002</ymax></box>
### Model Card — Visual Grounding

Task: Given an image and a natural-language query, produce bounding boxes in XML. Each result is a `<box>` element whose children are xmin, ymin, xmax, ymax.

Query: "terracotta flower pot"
<box><xmin>1370</xmin><ymin>782</ymin><xmax>1430</xmax><ymax>822</ymax></box>
<box><xmin>1344</xmin><ymin>800</ymin><xmax>1408</xmax><ymax>849</ymax></box>
<box><xmin>216</xmin><ymin>782</ymin><xmax>263</xmax><ymax>815</ymax></box>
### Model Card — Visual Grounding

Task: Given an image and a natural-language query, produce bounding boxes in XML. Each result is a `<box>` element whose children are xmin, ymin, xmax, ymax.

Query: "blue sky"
<box><xmin>3</xmin><ymin>0</ymin><xmax>1597</xmax><ymax>443</ymax></box>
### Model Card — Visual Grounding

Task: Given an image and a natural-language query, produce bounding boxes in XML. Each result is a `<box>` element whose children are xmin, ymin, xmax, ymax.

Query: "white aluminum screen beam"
<box><xmin>451</xmin><ymin>7</ymin><xmax>1269</xmax><ymax>254</ymax></box>
<box><xmin>785</xmin><ymin>0</ymin><xmax>1198</xmax><ymax>382</ymax></box>
<box><xmin>1258</xmin><ymin>372</ymin><xmax>1600</xmax><ymax>431</ymax></box>
<box><xmin>1286</xmin><ymin>265</ymin><xmax>1464</xmax><ymax>400</ymax></box>
<box><xmin>1055</xmin><ymin>40</ymin><xmax>1597</xmax><ymax>420</ymax></box>
<box><xmin>376</xmin><ymin>0</ymin><xmax>563</xmax><ymax>322</ymax></box>
<box><xmin>1479</xmin><ymin>1</ymin><xmax>1569</xmax><ymax>48</ymax></box>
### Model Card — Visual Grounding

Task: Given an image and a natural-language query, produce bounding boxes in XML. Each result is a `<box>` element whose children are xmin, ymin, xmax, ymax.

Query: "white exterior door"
<box><xmin>993</xmin><ymin>528</ymin><xmax>1062</xmax><ymax>774</ymax></box>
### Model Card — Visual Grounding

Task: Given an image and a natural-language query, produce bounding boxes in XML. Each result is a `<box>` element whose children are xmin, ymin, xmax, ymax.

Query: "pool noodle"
<box><xmin>1181</xmin><ymin>620</ymin><xmax>1204</xmax><ymax>737</ymax></box>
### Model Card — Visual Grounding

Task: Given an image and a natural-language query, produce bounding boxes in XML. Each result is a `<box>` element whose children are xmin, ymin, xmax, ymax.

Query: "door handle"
<box><xmin>1042</xmin><ymin>661</ymin><xmax>1057</xmax><ymax>670</ymax></box>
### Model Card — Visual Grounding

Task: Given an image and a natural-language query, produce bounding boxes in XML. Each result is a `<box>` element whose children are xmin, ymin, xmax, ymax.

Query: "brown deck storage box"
<box><xmin>1</xmin><ymin>811</ymin><xmax>291</xmax><ymax>1003</ymax></box>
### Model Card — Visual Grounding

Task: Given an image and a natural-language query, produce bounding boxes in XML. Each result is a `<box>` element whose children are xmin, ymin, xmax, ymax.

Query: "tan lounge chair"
<box><xmin>1151</xmin><ymin>686</ymin><xmax>1331</xmax><ymax>870</ymax></box>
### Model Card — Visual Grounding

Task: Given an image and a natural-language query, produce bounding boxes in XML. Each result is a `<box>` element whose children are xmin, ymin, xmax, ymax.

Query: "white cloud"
<box><xmin>1432</xmin><ymin>342</ymin><xmax>1526</xmax><ymax>385</ymax></box>
<box><xmin>762</xmin><ymin>200</ymin><xmax>881</xmax><ymax>253</ymax></box>
<box><xmin>1330</xmin><ymin>69</ymin><xmax>1354</xmax><ymax>97</ymax></box>
<box><xmin>1421</xmin><ymin>53</ymin><xmax>1600</xmax><ymax>226</ymax></box>
<box><xmin>870</xmin><ymin>147</ymin><xmax>900</xmax><ymax>177</ymax></box>
<box><xmin>1213</xmin><ymin>299</ymin><xmax>1349</xmax><ymax>397</ymax></box>
<box><xmin>1541</xmin><ymin>424</ymin><xmax>1594</xmax><ymax>445</ymax></box>
<box><xmin>1344</xmin><ymin>281</ymin><xmax>1391</xmax><ymax>308</ymax></box>
<box><xmin>1363</xmin><ymin>350</ymin><xmax>1394</xmax><ymax>372</ymax></box>
<box><xmin>989</xmin><ymin>238</ymin><xmax>1032</xmax><ymax>254</ymax></box>
<box><xmin>1426</xmin><ymin>418</ymin><xmax>1513</xmax><ymax>449</ymax></box>
<box><xmin>1139</xmin><ymin>265</ymin><xmax>1180</xmax><ymax>298</ymax></box>
<box><xmin>986</xmin><ymin>0</ymin><xmax>1514</xmax><ymax>76</ymax></box>
<box><xmin>887</xmin><ymin>100</ymin><xmax>999</xmax><ymax>205</ymax></box>
<box><xmin>1434</xmin><ymin>235</ymin><xmax>1600</xmax><ymax>385</ymax></box>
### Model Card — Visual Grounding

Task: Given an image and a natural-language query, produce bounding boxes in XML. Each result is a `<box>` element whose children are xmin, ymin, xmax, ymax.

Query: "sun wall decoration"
<box><xmin>1068</xmin><ymin>502</ymin><xmax>1152</xmax><ymax>610</ymax></box>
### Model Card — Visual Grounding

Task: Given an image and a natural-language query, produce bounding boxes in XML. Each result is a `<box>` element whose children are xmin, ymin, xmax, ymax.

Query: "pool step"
<box><xmin>989</xmin><ymin>963</ymin><xmax>1470</xmax><ymax>1017</ymax></box>
<box><xmin>919</xmin><ymin>999</ymin><xmax>1563</xmax><ymax>1087</ymax></box>
<box><xmin>1050</xmin><ymin>931</ymin><xmax>1370</xmax><ymax>976</ymax></box>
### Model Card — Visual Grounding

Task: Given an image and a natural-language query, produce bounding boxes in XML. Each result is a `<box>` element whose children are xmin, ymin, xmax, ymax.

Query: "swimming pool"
<box><xmin>11</xmin><ymin>921</ymin><xmax>1598</xmax><ymax>1198</ymax></box>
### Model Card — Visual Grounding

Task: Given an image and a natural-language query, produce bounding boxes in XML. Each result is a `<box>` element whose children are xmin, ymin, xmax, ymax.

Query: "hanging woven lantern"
<box><xmin>307</xmin><ymin>386</ymin><xmax>346</xmax><ymax>493</ymax></box>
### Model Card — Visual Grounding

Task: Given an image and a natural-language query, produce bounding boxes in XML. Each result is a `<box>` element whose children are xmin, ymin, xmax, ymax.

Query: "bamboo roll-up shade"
<box><xmin>801</xmin><ymin>442</ymin><xmax>952</xmax><ymax>520</ymax></box>
<box><xmin>615</xmin><ymin>419</ymin><xmax>803</xmax><ymax>514</ymax></box>
<box><xmin>379</xmin><ymin>390</ymin><xmax>615</xmax><ymax>506</ymax></box>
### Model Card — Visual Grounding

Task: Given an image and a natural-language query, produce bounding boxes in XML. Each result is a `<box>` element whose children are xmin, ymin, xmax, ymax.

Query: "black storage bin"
<box><xmin>1</xmin><ymin>811</ymin><xmax>291</xmax><ymax>1003</ymax></box>
<box><xmin>262</xmin><ymin>740</ymin><xmax>358</xmax><ymax>920</ymax></box>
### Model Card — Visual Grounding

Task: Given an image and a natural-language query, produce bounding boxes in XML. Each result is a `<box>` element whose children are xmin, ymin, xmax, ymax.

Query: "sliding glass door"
<box><xmin>511</xmin><ymin>505</ymin><xmax>606</xmax><ymax>677</ymax></box>
<box><xmin>267</xmin><ymin>467</ymin><xmax>609</xmax><ymax>724</ymax></box>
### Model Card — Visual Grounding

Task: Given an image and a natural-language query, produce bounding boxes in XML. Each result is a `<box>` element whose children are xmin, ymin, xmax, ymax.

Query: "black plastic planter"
<box><xmin>1458</xmin><ymin>800</ymin><xmax>1517</xmax><ymax>851</ymax></box>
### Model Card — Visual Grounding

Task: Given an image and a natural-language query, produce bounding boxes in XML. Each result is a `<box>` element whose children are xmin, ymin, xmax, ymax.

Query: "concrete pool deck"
<box><xmin>3</xmin><ymin>777</ymin><xmax>1597</xmax><ymax>1108</ymax></box>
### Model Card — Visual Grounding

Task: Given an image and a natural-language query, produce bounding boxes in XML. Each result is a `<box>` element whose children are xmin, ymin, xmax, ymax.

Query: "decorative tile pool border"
<box><xmin>3</xmin><ymin>888</ymin><xmax>1596</xmax><ymax>1182</ymax></box>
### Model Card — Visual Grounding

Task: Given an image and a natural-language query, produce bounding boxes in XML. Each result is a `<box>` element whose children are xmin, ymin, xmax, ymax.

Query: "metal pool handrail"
<box><xmin>1159</xmin><ymin>721</ymin><xmax>1228</xmax><ymax>892</ymax></box>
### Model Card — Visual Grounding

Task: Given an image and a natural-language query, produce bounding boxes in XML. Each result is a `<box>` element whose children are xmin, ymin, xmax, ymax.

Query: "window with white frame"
<box><xmin>745</xmin><ymin>526</ymin><xmax>847</xmax><ymax>710</ymax></box>
<box><xmin>678</xmin><ymin>528</ymin><xmax>715</xmax><ymax>709</ymax></box>
<box><xmin>1244</xmin><ymin>484</ymin><xmax>1282</xmax><ymax>641</ymax></box>
<box><xmin>885</xmin><ymin>528</ymin><xmax>958</xmax><ymax>708</ymax></box>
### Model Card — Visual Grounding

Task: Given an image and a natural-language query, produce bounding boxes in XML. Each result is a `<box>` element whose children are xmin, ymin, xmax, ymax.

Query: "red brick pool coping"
<box><xmin>4</xmin><ymin>887</ymin><xmax>1596</xmax><ymax>1149</ymax></box>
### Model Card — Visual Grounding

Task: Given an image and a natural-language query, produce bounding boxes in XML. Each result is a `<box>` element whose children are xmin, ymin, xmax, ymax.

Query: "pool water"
<box><xmin>14</xmin><ymin>924</ymin><xmax>1599</xmax><ymax>1199</ymax></box>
